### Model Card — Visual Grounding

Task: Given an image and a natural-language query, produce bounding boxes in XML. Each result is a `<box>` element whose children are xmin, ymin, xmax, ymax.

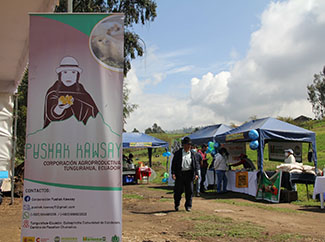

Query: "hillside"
<box><xmin>134</xmin><ymin>119</ymin><xmax>325</xmax><ymax>171</ymax></box>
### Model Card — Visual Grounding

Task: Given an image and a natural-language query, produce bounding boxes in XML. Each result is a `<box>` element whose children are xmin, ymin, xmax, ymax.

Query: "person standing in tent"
<box><xmin>171</xmin><ymin>137</ymin><xmax>199</xmax><ymax>212</ymax></box>
<box><xmin>230</xmin><ymin>154</ymin><xmax>256</xmax><ymax>171</ymax></box>
<box><xmin>192</xmin><ymin>145</ymin><xmax>202</xmax><ymax>197</ymax></box>
<box><xmin>213</xmin><ymin>147</ymin><xmax>229</xmax><ymax>194</ymax></box>
<box><xmin>198</xmin><ymin>144</ymin><xmax>208</xmax><ymax>193</ymax></box>
<box><xmin>284</xmin><ymin>149</ymin><xmax>296</xmax><ymax>164</ymax></box>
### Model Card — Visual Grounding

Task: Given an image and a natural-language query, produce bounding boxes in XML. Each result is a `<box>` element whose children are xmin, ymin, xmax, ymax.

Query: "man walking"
<box><xmin>171</xmin><ymin>137</ymin><xmax>199</xmax><ymax>212</ymax></box>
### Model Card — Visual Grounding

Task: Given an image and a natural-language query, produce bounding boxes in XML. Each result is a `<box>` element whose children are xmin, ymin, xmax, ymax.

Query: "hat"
<box><xmin>56</xmin><ymin>56</ymin><xmax>83</xmax><ymax>74</ymax></box>
<box><xmin>285</xmin><ymin>149</ymin><xmax>294</xmax><ymax>154</ymax></box>
<box><xmin>182</xmin><ymin>137</ymin><xmax>192</xmax><ymax>145</ymax></box>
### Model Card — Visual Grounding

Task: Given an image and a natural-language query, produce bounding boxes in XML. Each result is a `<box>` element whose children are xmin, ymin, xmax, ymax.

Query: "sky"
<box><xmin>124</xmin><ymin>0</ymin><xmax>325</xmax><ymax>132</ymax></box>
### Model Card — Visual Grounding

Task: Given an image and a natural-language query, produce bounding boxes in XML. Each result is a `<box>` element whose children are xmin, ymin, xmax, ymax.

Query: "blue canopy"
<box><xmin>186</xmin><ymin>124</ymin><xmax>232</xmax><ymax>145</ymax></box>
<box><xmin>122</xmin><ymin>132</ymin><xmax>169</xmax><ymax>148</ymax></box>
<box><xmin>214</xmin><ymin>117</ymin><xmax>317</xmax><ymax>171</ymax></box>
<box><xmin>123</xmin><ymin>132</ymin><xmax>169</xmax><ymax>167</ymax></box>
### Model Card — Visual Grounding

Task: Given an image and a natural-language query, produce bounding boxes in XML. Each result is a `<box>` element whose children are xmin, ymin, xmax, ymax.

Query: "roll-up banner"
<box><xmin>21</xmin><ymin>14</ymin><xmax>124</xmax><ymax>242</ymax></box>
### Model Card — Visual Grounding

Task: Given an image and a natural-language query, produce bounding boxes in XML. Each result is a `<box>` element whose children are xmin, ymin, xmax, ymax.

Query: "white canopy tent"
<box><xmin>0</xmin><ymin>0</ymin><xmax>57</xmax><ymax>200</ymax></box>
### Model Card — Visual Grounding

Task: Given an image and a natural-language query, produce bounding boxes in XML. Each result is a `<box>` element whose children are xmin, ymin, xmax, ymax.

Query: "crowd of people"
<box><xmin>122</xmin><ymin>136</ymin><xmax>299</xmax><ymax>212</ymax></box>
<box><xmin>171</xmin><ymin>136</ymin><xmax>258</xmax><ymax>212</ymax></box>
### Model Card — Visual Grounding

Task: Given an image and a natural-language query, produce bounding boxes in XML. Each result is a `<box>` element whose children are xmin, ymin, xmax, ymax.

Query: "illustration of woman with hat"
<box><xmin>43</xmin><ymin>56</ymin><xmax>99</xmax><ymax>128</ymax></box>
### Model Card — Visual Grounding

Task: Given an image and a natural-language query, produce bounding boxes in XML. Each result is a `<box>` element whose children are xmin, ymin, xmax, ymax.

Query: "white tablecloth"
<box><xmin>312</xmin><ymin>176</ymin><xmax>325</xmax><ymax>209</ymax></box>
<box><xmin>204</xmin><ymin>170</ymin><xmax>258</xmax><ymax>197</ymax></box>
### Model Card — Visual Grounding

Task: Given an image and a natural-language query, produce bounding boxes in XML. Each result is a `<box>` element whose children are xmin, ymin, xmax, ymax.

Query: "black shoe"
<box><xmin>175</xmin><ymin>206</ymin><xmax>179</xmax><ymax>211</ymax></box>
<box><xmin>185</xmin><ymin>207</ymin><xmax>191</xmax><ymax>212</ymax></box>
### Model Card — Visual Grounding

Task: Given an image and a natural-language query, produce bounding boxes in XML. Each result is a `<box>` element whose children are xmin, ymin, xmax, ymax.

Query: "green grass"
<box><xmin>183</xmin><ymin>212</ymin><xmax>307</xmax><ymax>241</ymax></box>
<box><xmin>270</xmin><ymin>233</ymin><xmax>306</xmax><ymax>242</ymax></box>
<box><xmin>214</xmin><ymin>199</ymin><xmax>300</xmax><ymax>214</ymax></box>
<box><xmin>184</xmin><ymin>213</ymin><xmax>264</xmax><ymax>239</ymax></box>
<box><xmin>159</xmin><ymin>198</ymin><xmax>173</xmax><ymax>202</ymax></box>
<box><xmin>123</xmin><ymin>194</ymin><xmax>144</xmax><ymax>200</ymax></box>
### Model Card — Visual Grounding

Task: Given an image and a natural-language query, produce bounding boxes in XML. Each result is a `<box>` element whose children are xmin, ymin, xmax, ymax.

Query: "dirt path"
<box><xmin>1</xmin><ymin>184</ymin><xmax>325</xmax><ymax>241</ymax></box>
<box><xmin>122</xmin><ymin>185</ymin><xmax>325</xmax><ymax>241</ymax></box>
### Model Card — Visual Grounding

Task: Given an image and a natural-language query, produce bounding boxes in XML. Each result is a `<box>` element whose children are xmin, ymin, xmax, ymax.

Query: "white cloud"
<box><xmin>190</xmin><ymin>72</ymin><xmax>230</xmax><ymax>107</ymax></box>
<box><xmin>191</xmin><ymin>0</ymin><xmax>322</xmax><ymax>122</ymax></box>
<box><xmin>125</xmin><ymin>69</ymin><xmax>227</xmax><ymax>132</ymax></box>
<box><xmin>125</xmin><ymin>0</ymin><xmax>324</xmax><ymax>131</ymax></box>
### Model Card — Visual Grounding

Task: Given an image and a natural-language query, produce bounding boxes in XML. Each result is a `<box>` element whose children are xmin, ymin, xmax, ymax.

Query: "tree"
<box><xmin>276</xmin><ymin>116</ymin><xmax>294</xmax><ymax>124</ymax></box>
<box><xmin>123</xmin><ymin>82</ymin><xmax>138</xmax><ymax>124</ymax></box>
<box><xmin>55</xmin><ymin>0</ymin><xmax>157</xmax><ymax>76</ymax></box>
<box><xmin>16</xmin><ymin>0</ymin><xmax>157</xmax><ymax>158</ymax></box>
<box><xmin>132</xmin><ymin>128</ymin><xmax>139</xmax><ymax>132</ymax></box>
<box><xmin>307</xmin><ymin>68</ymin><xmax>325</xmax><ymax>119</ymax></box>
<box><xmin>144</xmin><ymin>127</ymin><xmax>152</xmax><ymax>134</ymax></box>
<box><xmin>16</xmin><ymin>71</ymin><xmax>28</xmax><ymax>160</ymax></box>
<box><xmin>145</xmin><ymin>123</ymin><xmax>164</xmax><ymax>134</ymax></box>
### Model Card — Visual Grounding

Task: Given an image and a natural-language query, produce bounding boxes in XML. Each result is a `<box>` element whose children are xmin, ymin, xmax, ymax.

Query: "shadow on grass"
<box><xmin>147</xmin><ymin>185</ymin><xmax>174</xmax><ymax>194</ymax></box>
<box><xmin>297</xmin><ymin>206</ymin><xmax>325</xmax><ymax>213</ymax></box>
<box><xmin>147</xmin><ymin>185</ymin><xmax>263</xmax><ymax>202</ymax></box>
<box><xmin>130</xmin><ymin>209</ymin><xmax>177</xmax><ymax>215</ymax></box>
<box><xmin>199</xmin><ymin>191</ymin><xmax>257</xmax><ymax>202</ymax></box>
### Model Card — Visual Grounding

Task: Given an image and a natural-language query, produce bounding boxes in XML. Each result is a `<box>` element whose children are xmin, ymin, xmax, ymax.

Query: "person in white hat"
<box><xmin>43</xmin><ymin>56</ymin><xmax>99</xmax><ymax>128</ymax></box>
<box><xmin>284</xmin><ymin>149</ymin><xmax>296</xmax><ymax>164</ymax></box>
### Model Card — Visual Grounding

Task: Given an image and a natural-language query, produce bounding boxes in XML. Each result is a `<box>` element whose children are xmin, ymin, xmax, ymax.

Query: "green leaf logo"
<box><xmin>111</xmin><ymin>235</ymin><xmax>119</xmax><ymax>242</ymax></box>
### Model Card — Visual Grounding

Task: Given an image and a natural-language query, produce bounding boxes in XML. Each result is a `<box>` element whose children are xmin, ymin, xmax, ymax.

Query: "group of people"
<box><xmin>171</xmin><ymin>136</ymin><xmax>256</xmax><ymax>212</ymax></box>
<box><xmin>123</xmin><ymin>153</ymin><xmax>135</xmax><ymax>170</ymax></box>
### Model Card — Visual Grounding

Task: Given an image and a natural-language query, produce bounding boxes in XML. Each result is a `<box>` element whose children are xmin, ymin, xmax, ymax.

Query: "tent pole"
<box><xmin>10</xmin><ymin>94</ymin><xmax>18</xmax><ymax>205</ymax></box>
<box><xmin>148</xmin><ymin>148</ymin><xmax>152</xmax><ymax>167</ymax></box>
<box><xmin>165</xmin><ymin>147</ymin><xmax>169</xmax><ymax>171</ymax></box>
<box><xmin>67</xmin><ymin>0</ymin><xmax>73</xmax><ymax>13</ymax></box>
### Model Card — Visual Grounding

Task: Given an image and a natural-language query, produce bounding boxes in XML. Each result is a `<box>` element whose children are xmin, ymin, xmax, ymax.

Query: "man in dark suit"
<box><xmin>171</xmin><ymin>137</ymin><xmax>199</xmax><ymax>212</ymax></box>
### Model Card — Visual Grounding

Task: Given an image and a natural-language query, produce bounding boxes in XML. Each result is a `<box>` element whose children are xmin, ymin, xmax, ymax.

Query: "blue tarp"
<box><xmin>122</xmin><ymin>132</ymin><xmax>169</xmax><ymax>148</ymax></box>
<box><xmin>122</xmin><ymin>132</ymin><xmax>169</xmax><ymax>167</ymax></box>
<box><xmin>186</xmin><ymin>124</ymin><xmax>232</xmax><ymax>145</ymax></box>
<box><xmin>214</xmin><ymin>117</ymin><xmax>317</xmax><ymax>171</ymax></box>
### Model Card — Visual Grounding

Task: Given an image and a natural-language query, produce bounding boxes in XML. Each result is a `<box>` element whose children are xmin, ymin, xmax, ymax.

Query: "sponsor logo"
<box><xmin>61</xmin><ymin>238</ymin><xmax>78</xmax><ymax>242</ymax></box>
<box><xmin>24</xmin><ymin>195</ymin><xmax>31</xmax><ymax>202</ymax></box>
<box><xmin>82</xmin><ymin>236</ymin><xmax>106</xmax><ymax>241</ymax></box>
<box><xmin>36</xmin><ymin>238</ymin><xmax>50</xmax><ymax>242</ymax></box>
<box><xmin>23</xmin><ymin>219</ymin><xmax>30</xmax><ymax>228</ymax></box>
<box><xmin>23</xmin><ymin>204</ymin><xmax>31</xmax><ymax>211</ymax></box>
<box><xmin>226</xmin><ymin>132</ymin><xmax>245</xmax><ymax>141</ymax></box>
<box><xmin>22</xmin><ymin>237</ymin><xmax>35</xmax><ymax>242</ymax></box>
<box><xmin>23</xmin><ymin>211</ymin><xmax>30</xmax><ymax>219</ymax></box>
<box><xmin>111</xmin><ymin>235</ymin><xmax>120</xmax><ymax>242</ymax></box>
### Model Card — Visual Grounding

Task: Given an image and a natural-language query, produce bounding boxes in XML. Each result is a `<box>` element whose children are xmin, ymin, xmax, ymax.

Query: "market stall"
<box><xmin>214</xmin><ymin>117</ymin><xmax>318</xmax><ymax>171</ymax></box>
<box><xmin>204</xmin><ymin>169</ymin><xmax>258</xmax><ymax>196</ymax></box>
<box><xmin>213</xmin><ymin>117</ymin><xmax>318</xmax><ymax>201</ymax></box>
<box><xmin>186</xmin><ymin>124</ymin><xmax>231</xmax><ymax>145</ymax></box>
<box><xmin>122</xmin><ymin>132</ymin><xmax>169</xmax><ymax>184</ymax></box>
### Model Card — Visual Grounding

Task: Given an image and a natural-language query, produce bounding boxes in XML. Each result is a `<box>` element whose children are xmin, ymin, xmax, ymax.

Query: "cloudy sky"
<box><xmin>124</xmin><ymin>0</ymin><xmax>325</xmax><ymax>132</ymax></box>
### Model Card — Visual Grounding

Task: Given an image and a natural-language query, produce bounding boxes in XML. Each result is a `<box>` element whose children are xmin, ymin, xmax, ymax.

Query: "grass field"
<box><xmin>124</xmin><ymin>119</ymin><xmax>325</xmax><ymax>205</ymax></box>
